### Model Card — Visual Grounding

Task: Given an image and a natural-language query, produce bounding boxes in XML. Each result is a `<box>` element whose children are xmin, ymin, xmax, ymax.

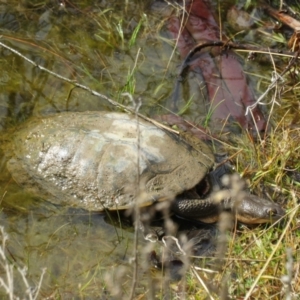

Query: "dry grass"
<box><xmin>0</xmin><ymin>226</ymin><xmax>45</xmax><ymax>300</ymax></box>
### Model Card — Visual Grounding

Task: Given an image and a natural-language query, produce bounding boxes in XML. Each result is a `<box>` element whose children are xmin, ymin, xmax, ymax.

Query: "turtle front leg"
<box><xmin>171</xmin><ymin>196</ymin><xmax>220</xmax><ymax>223</ymax></box>
<box><xmin>172</xmin><ymin>192</ymin><xmax>285</xmax><ymax>224</ymax></box>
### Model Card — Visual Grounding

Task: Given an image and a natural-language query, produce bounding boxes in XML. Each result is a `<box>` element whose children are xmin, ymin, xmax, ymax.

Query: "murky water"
<box><xmin>0</xmin><ymin>1</ymin><xmax>195</xmax><ymax>298</ymax></box>
<box><xmin>0</xmin><ymin>0</ymin><xmax>297</xmax><ymax>298</ymax></box>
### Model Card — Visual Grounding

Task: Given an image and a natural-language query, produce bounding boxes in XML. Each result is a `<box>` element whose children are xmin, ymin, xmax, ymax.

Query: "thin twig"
<box><xmin>191</xmin><ymin>266</ymin><xmax>215</xmax><ymax>300</ymax></box>
<box><xmin>245</xmin><ymin>49</ymin><xmax>299</xmax><ymax>115</ymax></box>
<box><xmin>123</xmin><ymin>91</ymin><xmax>142</xmax><ymax>300</ymax></box>
<box><xmin>0</xmin><ymin>40</ymin><xmax>178</xmax><ymax>135</ymax></box>
<box><xmin>173</xmin><ymin>39</ymin><xmax>298</xmax><ymax>115</ymax></box>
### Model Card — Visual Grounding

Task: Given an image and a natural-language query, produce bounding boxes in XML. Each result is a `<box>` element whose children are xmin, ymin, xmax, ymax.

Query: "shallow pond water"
<box><xmin>0</xmin><ymin>1</ymin><xmax>211</xmax><ymax>297</ymax></box>
<box><xmin>0</xmin><ymin>0</ymin><xmax>298</xmax><ymax>298</ymax></box>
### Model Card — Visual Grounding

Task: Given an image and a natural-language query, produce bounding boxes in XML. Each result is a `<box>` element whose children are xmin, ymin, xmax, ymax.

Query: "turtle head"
<box><xmin>233</xmin><ymin>194</ymin><xmax>285</xmax><ymax>224</ymax></box>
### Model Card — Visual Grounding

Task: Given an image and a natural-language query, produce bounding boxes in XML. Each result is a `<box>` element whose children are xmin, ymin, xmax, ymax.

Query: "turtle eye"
<box><xmin>267</xmin><ymin>207</ymin><xmax>280</xmax><ymax>217</ymax></box>
<box><xmin>264</xmin><ymin>205</ymin><xmax>285</xmax><ymax>222</ymax></box>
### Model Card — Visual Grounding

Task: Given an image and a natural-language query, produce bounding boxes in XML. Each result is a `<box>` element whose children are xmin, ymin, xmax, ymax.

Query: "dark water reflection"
<box><xmin>0</xmin><ymin>0</ymin><xmax>292</xmax><ymax>298</ymax></box>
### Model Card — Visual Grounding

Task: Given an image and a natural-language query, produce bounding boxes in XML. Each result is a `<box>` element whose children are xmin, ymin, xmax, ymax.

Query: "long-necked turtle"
<box><xmin>3</xmin><ymin>111</ymin><xmax>284</xmax><ymax>223</ymax></box>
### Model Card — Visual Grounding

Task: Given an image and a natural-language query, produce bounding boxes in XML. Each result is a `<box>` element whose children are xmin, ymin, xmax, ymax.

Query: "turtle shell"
<box><xmin>5</xmin><ymin>111</ymin><xmax>215</xmax><ymax>211</ymax></box>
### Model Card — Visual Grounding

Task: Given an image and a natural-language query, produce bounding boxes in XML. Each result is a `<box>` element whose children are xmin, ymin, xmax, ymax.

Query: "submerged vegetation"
<box><xmin>0</xmin><ymin>0</ymin><xmax>299</xmax><ymax>299</ymax></box>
